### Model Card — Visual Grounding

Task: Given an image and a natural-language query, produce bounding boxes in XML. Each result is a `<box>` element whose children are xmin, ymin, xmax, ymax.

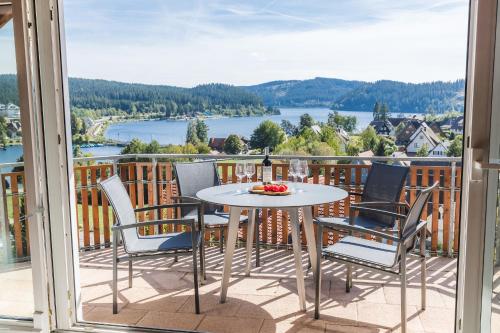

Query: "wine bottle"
<box><xmin>262</xmin><ymin>147</ymin><xmax>272</xmax><ymax>184</ymax></box>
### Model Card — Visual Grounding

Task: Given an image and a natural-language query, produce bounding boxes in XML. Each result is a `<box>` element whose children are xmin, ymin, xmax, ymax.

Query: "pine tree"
<box><xmin>186</xmin><ymin>121</ymin><xmax>199</xmax><ymax>145</ymax></box>
<box><xmin>373</xmin><ymin>102</ymin><xmax>381</xmax><ymax>120</ymax></box>
<box><xmin>380</xmin><ymin>103</ymin><xmax>391</xmax><ymax>121</ymax></box>
<box><xmin>195</xmin><ymin>119</ymin><xmax>208</xmax><ymax>143</ymax></box>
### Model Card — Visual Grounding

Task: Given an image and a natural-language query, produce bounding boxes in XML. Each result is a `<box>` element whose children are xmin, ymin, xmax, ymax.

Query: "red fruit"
<box><xmin>282</xmin><ymin>184</ymin><xmax>288</xmax><ymax>190</ymax></box>
<box><xmin>271</xmin><ymin>185</ymin><xmax>279</xmax><ymax>192</ymax></box>
<box><xmin>278</xmin><ymin>185</ymin><xmax>286</xmax><ymax>192</ymax></box>
<box><xmin>264</xmin><ymin>185</ymin><xmax>270</xmax><ymax>191</ymax></box>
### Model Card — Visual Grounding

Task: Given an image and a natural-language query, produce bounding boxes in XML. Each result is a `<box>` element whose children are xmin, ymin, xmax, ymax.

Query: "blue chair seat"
<box><xmin>127</xmin><ymin>231</ymin><xmax>199</xmax><ymax>253</ymax></box>
<box><xmin>186</xmin><ymin>213</ymin><xmax>248</xmax><ymax>227</ymax></box>
<box><xmin>316</xmin><ymin>216</ymin><xmax>396</xmax><ymax>231</ymax></box>
<box><xmin>322</xmin><ymin>236</ymin><xmax>398</xmax><ymax>268</ymax></box>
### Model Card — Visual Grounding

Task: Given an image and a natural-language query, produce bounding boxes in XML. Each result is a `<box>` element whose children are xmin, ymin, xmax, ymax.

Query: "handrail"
<box><xmin>0</xmin><ymin>153</ymin><xmax>462</xmax><ymax>169</ymax></box>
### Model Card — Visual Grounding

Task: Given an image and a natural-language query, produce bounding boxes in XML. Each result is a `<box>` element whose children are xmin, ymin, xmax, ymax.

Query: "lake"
<box><xmin>0</xmin><ymin>108</ymin><xmax>417</xmax><ymax>164</ymax></box>
<box><xmin>105</xmin><ymin>108</ymin><xmax>416</xmax><ymax>145</ymax></box>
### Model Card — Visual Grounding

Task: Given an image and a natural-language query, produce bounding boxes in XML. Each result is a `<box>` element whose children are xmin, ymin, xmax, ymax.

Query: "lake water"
<box><xmin>0</xmin><ymin>108</ymin><xmax>417</xmax><ymax>164</ymax></box>
<box><xmin>105</xmin><ymin>108</ymin><xmax>416</xmax><ymax>145</ymax></box>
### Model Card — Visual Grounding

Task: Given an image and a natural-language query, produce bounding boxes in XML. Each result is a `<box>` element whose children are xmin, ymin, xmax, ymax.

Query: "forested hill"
<box><xmin>243</xmin><ymin>77</ymin><xmax>365</xmax><ymax>107</ymax></box>
<box><xmin>0</xmin><ymin>74</ymin><xmax>465</xmax><ymax>115</ymax></box>
<box><xmin>0</xmin><ymin>75</ymin><xmax>274</xmax><ymax>117</ymax></box>
<box><xmin>243</xmin><ymin>77</ymin><xmax>465</xmax><ymax>113</ymax></box>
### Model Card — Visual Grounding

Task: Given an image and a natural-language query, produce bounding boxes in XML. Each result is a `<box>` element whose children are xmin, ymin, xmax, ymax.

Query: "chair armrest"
<box><xmin>316</xmin><ymin>219</ymin><xmax>399</xmax><ymax>242</ymax></box>
<box><xmin>350</xmin><ymin>205</ymin><xmax>407</xmax><ymax>220</ymax></box>
<box><xmin>134</xmin><ymin>202</ymin><xmax>200</xmax><ymax>213</ymax></box>
<box><xmin>112</xmin><ymin>218</ymin><xmax>196</xmax><ymax>231</ymax></box>
<box><xmin>171</xmin><ymin>196</ymin><xmax>201</xmax><ymax>203</ymax></box>
<box><xmin>401</xmin><ymin>220</ymin><xmax>428</xmax><ymax>242</ymax></box>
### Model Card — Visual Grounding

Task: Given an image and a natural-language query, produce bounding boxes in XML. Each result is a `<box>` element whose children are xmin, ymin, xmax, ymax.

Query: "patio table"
<box><xmin>196</xmin><ymin>182</ymin><xmax>348</xmax><ymax>310</ymax></box>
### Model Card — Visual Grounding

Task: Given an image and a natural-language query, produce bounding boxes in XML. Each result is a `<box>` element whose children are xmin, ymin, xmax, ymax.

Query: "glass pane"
<box><xmin>491</xmin><ymin>172</ymin><xmax>500</xmax><ymax>331</ymax></box>
<box><xmin>0</xmin><ymin>6</ymin><xmax>33</xmax><ymax>319</ymax></box>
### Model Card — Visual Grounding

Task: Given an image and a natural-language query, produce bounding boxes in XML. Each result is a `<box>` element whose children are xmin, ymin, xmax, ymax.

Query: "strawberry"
<box><xmin>264</xmin><ymin>185</ymin><xmax>270</xmax><ymax>191</ymax></box>
<box><xmin>278</xmin><ymin>185</ymin><xmax>286</xmax><ymax>192</ymax></box>
<box><xmin>271</xmin><ymin>185</ymin><xmax>279</xmax><ymax>192</ymax></box>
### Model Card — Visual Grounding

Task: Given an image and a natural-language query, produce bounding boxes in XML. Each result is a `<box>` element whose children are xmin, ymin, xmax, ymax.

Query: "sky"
<box><xmin>1</xmin><ymin>0</ymin><xmax>469</xmax><ymax>87</ymax></box>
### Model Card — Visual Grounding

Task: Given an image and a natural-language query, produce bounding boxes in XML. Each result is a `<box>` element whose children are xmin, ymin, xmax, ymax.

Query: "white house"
<box><xmin>405</xmin><ymin>122</ymin><xmax>441</xmax><ymax>155</ymax></box>
<box><xmin>429</xmin><ymin>142</ymin><xmax>449</xmax><ymax>157</ymax></box>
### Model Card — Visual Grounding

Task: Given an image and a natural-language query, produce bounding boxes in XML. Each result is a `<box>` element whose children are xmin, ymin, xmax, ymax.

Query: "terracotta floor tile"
<box><xmin>357</xmin><ymin>302</ymin><xmax>424</xmax><ymax>332</ymax></box>
<box><xmin>197</xmin><ymin>315</ymin><xmax>264</xmax><ymax>333</ymax></box>
<box><xmin>315</xmin><ymin>301</ymin><xmax>357</xmax><ymax>325</ymax></box>
<box><xmin>136</xmin><ymin>310</ymin><xmax>203</xmax><ymax>330</ymax></box>
<box><xmin>83</xmin><ymin>305</ymin><xmax>147</xmax><ymax>325</ymax></box>
<box><xmin>383</xmin><ymin>285</ymin><xmax>445</xmax><ymax>308</ymax></box>
<box><xmin>418</xmin><ymin>306</ymin><xmax>455</xmax><ymax>333</ymax></box>
<box><xmin>259</xmin><ymin>316</ymin><xmax>326</xmax><ymax>333</ymax></box>
<box><xmin>178</xmin><ymin>294</ymin><xmax>242</xmax><ymax>317</ymax></box>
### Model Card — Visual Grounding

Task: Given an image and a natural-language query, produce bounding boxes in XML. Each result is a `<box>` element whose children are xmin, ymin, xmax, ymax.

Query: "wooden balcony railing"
<box><xmin>0</xmin><ymin>154</ymin><xmax>462</xmax><ymax>261</ymax></box>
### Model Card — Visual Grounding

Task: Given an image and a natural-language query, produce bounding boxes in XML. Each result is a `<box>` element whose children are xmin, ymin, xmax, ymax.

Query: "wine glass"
<box><xmin>289</xmin><ymin>159</ymin><xmax>299</xmax><ymax>190</ymax></box>
<box><xmin>235</xmin><ymin>161</ymin><xmax>246</xmax><ymax>193</ymax></box>
<box><xmin>245</xmin><ymin>162</ymin><xmax>256</xmax><ymax>184</ymax></box>
<box><xmin>297</xmin><ymin>160</ymin><xmax>308</xmax><ymax>192</ymax></box>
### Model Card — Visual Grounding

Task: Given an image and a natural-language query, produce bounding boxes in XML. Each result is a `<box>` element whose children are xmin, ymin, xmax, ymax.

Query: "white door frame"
<box><xmin>456</xmin><ymin>0</ymin><xmax>500</xmax><ymax>332</ymax></box>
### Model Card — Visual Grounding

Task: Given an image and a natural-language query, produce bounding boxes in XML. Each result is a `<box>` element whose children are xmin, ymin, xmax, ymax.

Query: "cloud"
<box><xmin>64</xmin><ymin>0</ymin><xmax>468</xmax><ymax>86</ymax></box>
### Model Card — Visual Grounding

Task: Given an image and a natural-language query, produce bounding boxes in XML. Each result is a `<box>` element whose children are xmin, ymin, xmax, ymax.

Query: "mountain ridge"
<box><xmin>0</xmin><ymin>74</ymin><xmax>465</xmax><ymax>114</ymax></box>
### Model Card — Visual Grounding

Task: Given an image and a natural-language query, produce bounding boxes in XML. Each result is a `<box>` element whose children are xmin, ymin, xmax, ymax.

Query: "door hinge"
<box><xmin>49</xmin><ymin>9</ymin><xmax>54</xmax><ymax>21</ymax></box>
<box><xmin>58</xmin><ymin>134</ymin><xmax>61</xmax><ymax>144</ymax></box>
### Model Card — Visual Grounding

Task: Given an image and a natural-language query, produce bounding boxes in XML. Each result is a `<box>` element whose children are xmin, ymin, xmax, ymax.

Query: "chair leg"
<box><xmin>420</xmin><ymin>228</ymin><xmax>427</xmax><ymax>310</ymax></box>
<box><xmin>346</xmin><ymin>265</ymin><xmax>352</xmax><ymax>292</ymax></box>
<box><xmin>400</xmin><ymin>249</ymin><xmax>407</xmax><ymax>333</ymax></box>
<box><xmin>314</xmin><ymin>225</ymin><xmax>323</xmax><ymax>319</ymax></box>
<box><xmin>192</xmin><ymin>238</ymin><xmax>201</xmax><ymax>314</ymax></box>
<box><xmin>128</xmin><ymin>259</ymin><xmax>133</xmax><ymax>288</ymax></box>
<box><xmin>255</xmin><ymin>214</ymin><xmax>260</xmax><ymax>267</ymax></box>
<box><xmin>200</xmin><ymin>230</ymin><xmax>206</xmax><ymax>283</ymax></box>
<box><xmin>220</xmin><ymin>225</ymin><xmax>224</xmax><ymax>253</ymax></box>
<box><xmin>112</xmin><ymin>232</ymin><xmax>118</xmax><ymax>314</ymax></box>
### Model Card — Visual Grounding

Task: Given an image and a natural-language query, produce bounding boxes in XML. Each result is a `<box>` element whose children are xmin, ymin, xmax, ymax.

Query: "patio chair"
<box><xmin>174</xmin><ymin>161</ymin><xmax>258</xmax><ymax>260</ymax></box>
<box><xmin>314</xmin><ymin>182</ymin><xmax>438</xmax><ymax>333</ymax></box>
<box><xmin>98</xmin><ymin>175</ymin><xmax>203</xmax><ymax>314</ymax></box>
<box><xmin>314</xmin><ymin>162</ymin><xmax>410</xmax><ymax>289</ymax></box>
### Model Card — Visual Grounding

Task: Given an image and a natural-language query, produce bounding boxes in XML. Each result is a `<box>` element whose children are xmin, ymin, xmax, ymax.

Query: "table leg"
<box><xmin>245</xmin><ymin>209</ymin><xmax>256</xmax><ymax>276</ymax></box>
<box><xmin>220</xmin><ymin>206</ymin><xmax>242</xmax><ymax>303</ymax></box>
<box><xmin>302</xmin><ymin>206</ymin><xmax>317</xmax><ymax>276</ymax></box>
<box><xmin>288</xmin><ymin>207</ymin><xmax>306</xmax><ymax>311</ymax></box>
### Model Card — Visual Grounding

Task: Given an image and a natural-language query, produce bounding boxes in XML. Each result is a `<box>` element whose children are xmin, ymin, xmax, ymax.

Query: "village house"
<box><xmin>208</xmin><ymin>137</ymin><xmax>226</xmax><ymax>152</ymax></box>
<box><xmin>368</xmin><ymin>119</ymin><xmax>394</xmax><ymax>136</ymax></box>
<box><xmin>405</xmin><ymin>122</ymin><xmax>442</xmax><ymax>155</ymax></box>
<box><xmin>429</xmin><ymin>141</ymin><xmax>449</xmax><ymax>156</ymax></box>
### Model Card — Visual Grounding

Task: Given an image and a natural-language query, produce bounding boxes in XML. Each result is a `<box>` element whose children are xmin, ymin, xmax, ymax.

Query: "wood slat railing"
<box><xmin>0</xmin><ymin>160</ymin><xmax>462</xmax><ymax>261</ymax></box>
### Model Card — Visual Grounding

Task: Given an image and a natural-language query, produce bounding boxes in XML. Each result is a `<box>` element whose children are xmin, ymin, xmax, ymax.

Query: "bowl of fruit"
<box><xmin>250</xmin><ymin>183</ymin><xmax>290</xmax><ymax>196</ymax></box>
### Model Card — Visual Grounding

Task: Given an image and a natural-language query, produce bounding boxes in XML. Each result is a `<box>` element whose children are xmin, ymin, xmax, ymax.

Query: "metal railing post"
<box><xmin>449</xmin><ymin>162</ymin><xmax>457</xmax><ymax>257</ymax></box>
<box><xmin>152</xmin><ymin>157</ymin><xmax>159</xmax><ymax>233</ymax></box>
<box><xmin>0</xmin><ymin>170</ymin><xmax>10</xmax><ymax>262</ymax></box>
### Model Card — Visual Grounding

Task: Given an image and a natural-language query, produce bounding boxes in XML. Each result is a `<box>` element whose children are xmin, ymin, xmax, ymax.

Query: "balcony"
<box><xmin>0</xmin><ymin>154</ymin><xmax>484</xmax><ymax>332</ymax></box>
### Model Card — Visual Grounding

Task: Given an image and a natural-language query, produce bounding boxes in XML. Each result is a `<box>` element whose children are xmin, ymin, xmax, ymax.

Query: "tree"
<box><xmin>299</xmin><ymin>113</ymin><xmax>314</xmax><ymax>131</ymax></box>
<box><xmin>373</xmin><ymin>102</ymin><xmax>381</xmax><ymax>120</ymax></box>
<box><xmin>379</xmin><ymin>103</ymin><xmax>391</xmax><ymax>121</ymax></box>
<box><xmin>447</xmin><ymin>135</ymin><xmax>463</xmax><ymax>157</ymax></box>
<box><xmin>280</xmin><ymin>119</ymin><xmax>297</xmax><ymax>136</ymax></box>
<box><xmin>250</xmin><ymin>120</ymin><xmax>286</xmax><ymax>151</ymax></box>
<box><xmin>121</xmin><ymin>138</ymin><xmax>146</xmax><ymax>154</ymax></box>
<box><xmin>224</xmin><ymin>134</ymin><xmax>243</xmax><ymax>154</ymax></box>
<box><xmin>186</xmin><ymin>120</ymin><xmax>199</xmax><ymax>145</ymax></box>
<box><xmin>374</xmin><ymin>136</ymin><xmax>397</xmax><ymax>156</ymax></box>
<box><xmin>327</xmin><ymin>111</ymin><xmax>357</xmax><ymax>132</ymax></box>
<box><xmin>145</xmin><ymin>140</ymin><xmax>161</xmax><ymax>154</ymax></box>
<box><xmin>416</xmin><ymin>143</ymin><xmax>429</xmax><ymax>157</ymax></box>
<box><xmin>360</xmin><ymin>126</ymin><xmax>379</xmax><ymax>151</ymax></box>
<box><xmin>195</xmin><ymin>119</ymin><xmax>208</xmax><ymax>143</ymax></box>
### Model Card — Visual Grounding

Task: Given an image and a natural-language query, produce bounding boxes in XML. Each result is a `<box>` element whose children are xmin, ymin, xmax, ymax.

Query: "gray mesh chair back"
<box><xmin>98</xmin><ymin>175</ymin><xmax>139</xmax><ymax>250</ymax></box>
<box><xmin>359</xmin><ymin>162</ymin><xmax>409</xmax><ymax>227</ymax></box>
<box><xmin>174</xmin><ymin>161</ymin><xmax>221</xmax><ymax>216</ymax></box>
<box><xmin>400</xmin><ymin>182</ymin><xmax>438</xmax><ymax>250</ymax></box>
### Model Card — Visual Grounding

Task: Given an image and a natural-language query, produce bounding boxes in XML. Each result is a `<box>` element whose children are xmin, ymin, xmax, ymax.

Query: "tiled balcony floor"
<box><xmin>80</xmin><ymin>246</ymin><xmax>461</xmax><ymax>333</ymax></box>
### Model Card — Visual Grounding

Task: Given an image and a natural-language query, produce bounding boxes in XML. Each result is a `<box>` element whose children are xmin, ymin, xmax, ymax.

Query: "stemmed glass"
<box><xmin>245</xmin><ymin>162</ymin><xmax>256</xmax><ymax>186</ymax></box>
<box><xmin>289</xmin><ymin>159</ymin><xmax>299</xmax><ymax>191</ymax></box>
<box><xmin>297</xmin><ymin>160</ymin><xmax>308</xmax><ymax>192</ymax></box>
<box><xmin>235</xmin><ymin>161</ymin><xmax>246</xmax><ymax>193</ymax></box>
